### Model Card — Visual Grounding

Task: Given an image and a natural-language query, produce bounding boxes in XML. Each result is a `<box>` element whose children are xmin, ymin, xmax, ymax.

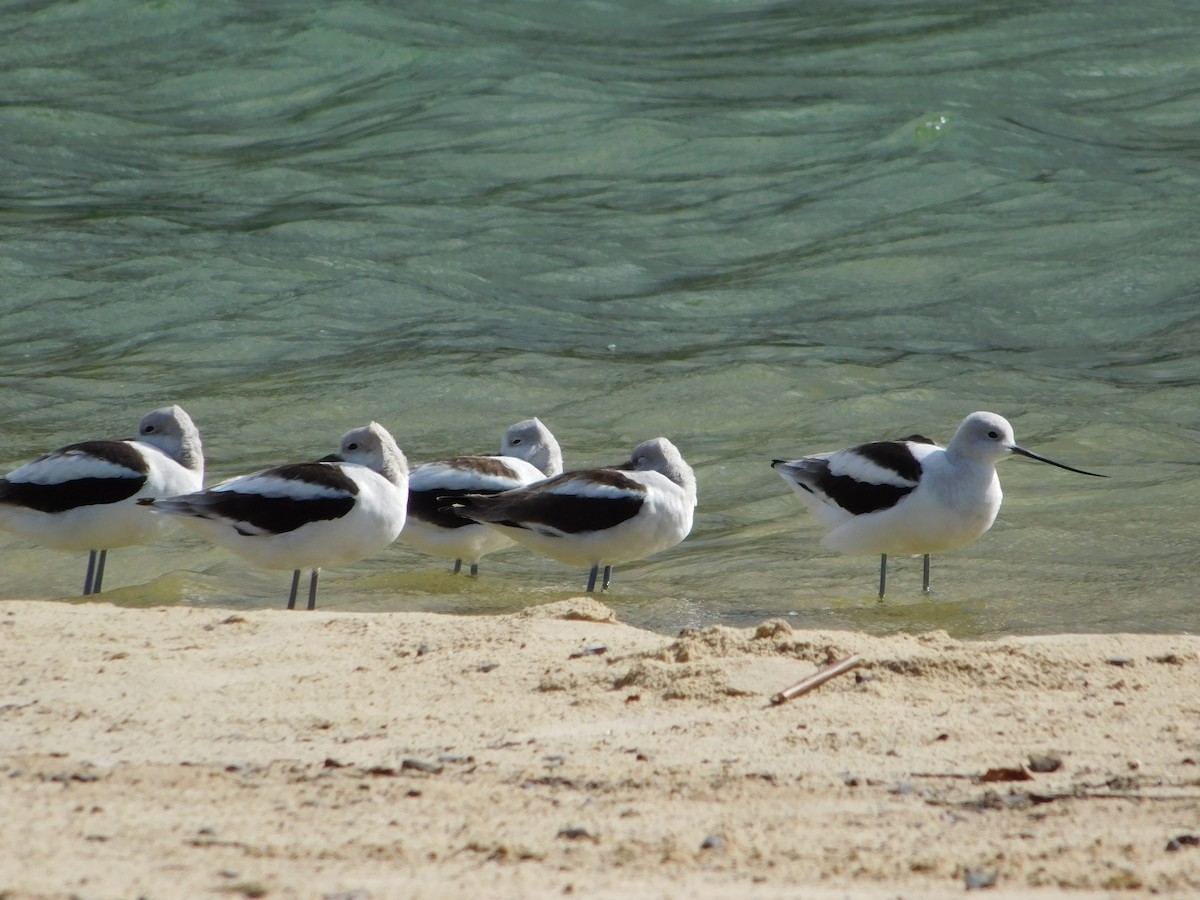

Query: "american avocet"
<box><xmin>402</xmin><ymin>417</ymin><xmax>564</xmax><ymax>576</ymax></box>
<box><xmin>446</xmin><ymin>437</ymin><xmax>696</xmax><ymax>592</ymax></box>
<box><xmin>143</xmin><ymin>422</ymin><xmax>408</xmax><ymax>610</ymax></box>
<box><xmin>0</xmin><ymin>406</ymin><xmax>204</xmax><ymax>595</ymax></box>
<box><xmin>771</xmin><ymin>411</ymin><xmax>1105</xmax><ymax>598</ymax></box>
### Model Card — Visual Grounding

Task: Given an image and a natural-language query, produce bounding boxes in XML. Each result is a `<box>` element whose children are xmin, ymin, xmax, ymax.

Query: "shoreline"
<box><xmin>2</xmin><ymin>598</ymin><xmax>1198</xmax><ymax>898</ymax></box>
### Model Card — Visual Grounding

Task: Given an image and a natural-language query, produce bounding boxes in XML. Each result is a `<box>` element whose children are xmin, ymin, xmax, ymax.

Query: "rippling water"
<box><xmin>2</xmin><ymin>0</ymin><xmax>1197</xmax><ymax>637</ymax></box>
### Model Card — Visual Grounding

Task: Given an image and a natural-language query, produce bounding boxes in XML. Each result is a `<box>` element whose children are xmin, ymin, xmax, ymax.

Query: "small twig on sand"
<box><xmin>770</xmin><ymin>655</ymin><xmax>862</xmax><ymax>705</ymax></box>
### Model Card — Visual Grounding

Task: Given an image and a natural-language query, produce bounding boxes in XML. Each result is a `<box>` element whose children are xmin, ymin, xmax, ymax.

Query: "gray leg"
<box><xmin>922</xmin><ymin>555</ymin><xmax>931</xmax><ymax>594</ymax></box>
<box><xmin>469</xmin><ymin>562</ymin><xmax>479</xmax><ymax>577</ymax></box>
<box><xmin>307</xmin><ymin>568</ymin><xmax>320</xmax><ymax>610</ymax></box>
<box><xmin>286</xmin><ymin>569</ymin><xmax>301</xmax><ymax>610</ymax></box>
<box><xmin>452</xmin><ymin>559</ymin><xmax>462</xmax><ymax>575</ymax></box>
<box><xmin>878</xmin><ymin>554</ymin><xmax>888</xmax><ymax>601</ymax></box>
<box><xmin>585</xmin><ymin>564</ymin><xmax>599</xmax><ymax>593</ymax></box>
<box><xmin>602</xmin><ymin>565</ymin><xmax>613</xmax><ymax>591</ymax></box>
<box><xmin>93</xmin><ymin>550</ymin><xmax>108</xmax><ymax>594</ymax></box>
<box><xmin>83</xmin><ymin>550</ymin><xmax>98</xmax><ymax>596</ymax></box>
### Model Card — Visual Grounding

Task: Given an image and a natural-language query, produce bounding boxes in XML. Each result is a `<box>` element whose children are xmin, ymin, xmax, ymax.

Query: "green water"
<box><xmin>2</xmin><ymin>0</ymin><xmax>1197</xmax><ymax>636</ymax></box>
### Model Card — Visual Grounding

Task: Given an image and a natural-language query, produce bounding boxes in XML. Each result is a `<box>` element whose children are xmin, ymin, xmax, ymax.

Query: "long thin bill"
<box><xmin>1011</xmin><ymin>445</ymin><xmax>1107</xmax><ymax>477</ymax></box>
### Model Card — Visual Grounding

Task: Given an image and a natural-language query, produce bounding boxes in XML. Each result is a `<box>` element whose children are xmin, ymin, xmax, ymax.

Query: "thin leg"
<box><xmin>602</xmin><ymin>565</ymin><xmax>613</xmax><ymax>591</ymax></box>
<box><xmin>469</xmin><ymin>562</ymin><xmax>479</xmax><ymax>577</ymax></box>
<box><xmin>93</xmin><ymin>550</ymin><xmax>108</xmax><ymax>594</ymax></box>
<box><xmin>585</xmin><ymin>564</ymin><xmax>599</xmax><ymax>593</ymax></box>
<box><xmin>922</xmin><ymin>554</ymin><xmax>931</xmax><ymax>594</ymax></box>
<box><xmin>452</xmin><ymin>559</ymin><xmax>462</xmax><ymax>575</ymax></box>
<box><xmin>286</xmin><ymin>569</ymin><xmax>301</xmax><ymax>610</ymax></box>
<box><xmin>307</xmin><ymin>568</ymin><xmax>320</xmax><ymax>611</ymax></box>
<box><xmin>878</xmin><ymin>554</ymin><xmax>888</xmax><ymax>601</ymax></box>
<box><xmin>83</xmin><ymin>550</ymin><xmax>98</xmax><ymax>596</ymax></box>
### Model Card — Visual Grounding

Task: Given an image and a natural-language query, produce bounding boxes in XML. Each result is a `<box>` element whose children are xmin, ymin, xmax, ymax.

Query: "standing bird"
<box><xmin>447</xmin><ymin>437</ymin><xmax>696</xmax><ymax>593</ymax></box>
<box><xmin>402</xmin><ymin>417</ymin><xmax>564</xmax><ymax>576</ymax></box>
<box><xmin>0</xmin><ymin>406</ymin><xmax>204</xmax><ymax>595</ymax></box>
<box><xmin>771</xmin><ymin>411</ymin><xmax>1105</xmax><ymax>598</ymax></box>
<box><xmin>143</xmin><ymin>423</ymin><xmax>408</xmax><ymax>610</ymax></box>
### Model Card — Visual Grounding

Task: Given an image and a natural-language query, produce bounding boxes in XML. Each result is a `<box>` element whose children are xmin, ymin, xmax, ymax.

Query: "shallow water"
<box><xmin>2</xmin><ymin>0</ymin><xmax>1197</xmax><ymax>637</ymax></box>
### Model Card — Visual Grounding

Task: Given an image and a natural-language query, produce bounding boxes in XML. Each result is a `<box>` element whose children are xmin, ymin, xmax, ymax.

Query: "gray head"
<box><xmin>949</xmin><ymin>411</ymin><xmax>1105</xmax><ymax>476</ymax></box>
<box><xmin>627</xmin><ymin>437</ymin><xmax>697</xmax><ymax>501</ymax></box>
<box><xmin>137</xmin><ymin>405</ymin><xmax>204</xmax><ymax>477</ymax></box>
<box><xmin>335</xmin><ymin>422</ymin><xmax>409</xmax><ymax>487</ymax></box>
<box><xmin>500</xmin><ymin>417</ymin><xmax>564</xmax><ymax>477</ymax></box>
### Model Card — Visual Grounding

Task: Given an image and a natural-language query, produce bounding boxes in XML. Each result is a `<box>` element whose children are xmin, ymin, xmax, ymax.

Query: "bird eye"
<box><xmin>987</xmin><ymin>430</ymin><xmax>999</xmax><ymax>439</ymax></box>
<box><xmin>511</xmin><ymin>438</ymin><xmax>522</xmax><ymax>445</ymax></box>
<box><xmin>142</xmin><ymin>425</ymin><xmax>155</xmax><ymax>434</ymax></box>
<box><xmin>347</xmin><ymin>442</ymin><xmax>359</xmax><ymax>451</ymax></box>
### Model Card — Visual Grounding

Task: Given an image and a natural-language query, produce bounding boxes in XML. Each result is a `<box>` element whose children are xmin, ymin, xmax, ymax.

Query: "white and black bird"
<box><xmin>143</xmin><ymin>422</ymin><xmax>408</xmax><ymax>610</ymax></box>
<box><xmin>402</xmin><ymin>417</ymin><xmax>564</xmax><ymax>576</ymax></box>
<box><xmin>446</xmin><ymin>437</ymin><xmax>696</xmax><ymax>592</ymax></box>
<box><xmin>0</xmin><ymin>406</ymin><xmax>204</xmax><ymax>595</ymax></box>
<box><xmin>771</xmin><ymin>411</ymin><xmax>1105</xmax><ymax>598</ymax></box>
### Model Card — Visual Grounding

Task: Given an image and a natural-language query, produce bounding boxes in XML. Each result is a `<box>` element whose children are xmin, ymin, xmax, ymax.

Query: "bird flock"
<box><xmin>0</xmin><ymin>407</ymin><xmax>1102</xmax><ymax>608</ymax></box>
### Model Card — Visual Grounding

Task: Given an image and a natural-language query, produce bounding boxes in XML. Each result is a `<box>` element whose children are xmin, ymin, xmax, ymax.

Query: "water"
<box><xmin>2</xmin><ymin>0</ymin><xmax>1197</xmax><ymax>637</ymax></box>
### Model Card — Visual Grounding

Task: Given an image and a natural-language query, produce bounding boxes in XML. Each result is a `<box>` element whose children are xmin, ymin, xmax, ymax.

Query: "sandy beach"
<box><xmin>1</xmin><ymin>597</ymin><xmax>1198</xmax><ymax>898</ymax></box>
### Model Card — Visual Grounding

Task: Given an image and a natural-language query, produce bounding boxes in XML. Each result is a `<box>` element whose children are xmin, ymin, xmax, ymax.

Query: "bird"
<box><xmin>142</xmin><ymin>422</ymin><xmax>408</xmax><ymax>610</ymax></box>
<box><xmin>771</xmin><ymin>411</ymin><xmax>1106</xmax><ymax>598</ymax></box>
<box><xmin>0</xmin><ymin>406</ymin><xmax>204</xmax><ymax>595</ymax></box>
<box><xmin>445</xmin><ymin>437</ymin><xmax>697</xmax><ymax>592</ymax></box>
<box><xmin>401</xmin><ymin>417</ymin><xmax>564</xmax><ymax>576</ymax></box>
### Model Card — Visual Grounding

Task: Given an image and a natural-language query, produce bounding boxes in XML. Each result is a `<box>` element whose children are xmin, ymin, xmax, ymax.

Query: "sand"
<box><xmin>1</xmin><ymin>597</ymin><xmax>1198</xmax><ymax>899</ymax></box>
